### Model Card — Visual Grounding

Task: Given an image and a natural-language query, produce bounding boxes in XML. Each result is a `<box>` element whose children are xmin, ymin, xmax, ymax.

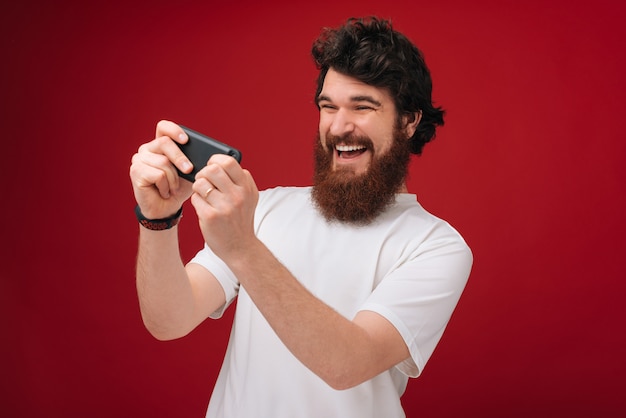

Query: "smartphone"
<box><xmin>176</xmin><ymin>125</ymin><xmax>242</xmax><ymax>182</ymax></box>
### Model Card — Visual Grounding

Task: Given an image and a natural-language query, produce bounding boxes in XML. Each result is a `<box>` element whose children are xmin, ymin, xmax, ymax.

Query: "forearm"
<box><xmin>136</xmin><ymin>226</ymin><xmax>197</xmax><ymax>340</ymax></box>
<box><xmin>225</xmin><ymin>240</ymin><xmax>400</xmax><ymax>389</ymax></box>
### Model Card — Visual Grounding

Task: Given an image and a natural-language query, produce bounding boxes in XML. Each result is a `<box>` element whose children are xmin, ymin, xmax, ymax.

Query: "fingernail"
<box><xmin>182</xmin><ymin>161</ymin><xmax>192</xmax><ymax>172</ymax></box>
<box><xmin>179</xmin><ymin>133</ymin><xmax>188</xmax><ymax>142</ymax></box>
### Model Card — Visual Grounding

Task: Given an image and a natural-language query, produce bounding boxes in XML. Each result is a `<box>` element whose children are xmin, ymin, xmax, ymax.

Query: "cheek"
<box><xmin>318</xmin><ymin>131</ymin><xmax>327</xmax><ymax>149</ymax></box>
<box><xmin>366</xmin><ymin>126</ymin><xmax>394</xmax><ymax>153</ymax></box>
<box><xmin>318</xmin><ymin>114</ymin><xmax>331</xmax><ymax>134</ymax></box>
<box><xmin>318</xmin><ymin>121</ymin><xmax>330</xmax><ymax>145</ymax></box>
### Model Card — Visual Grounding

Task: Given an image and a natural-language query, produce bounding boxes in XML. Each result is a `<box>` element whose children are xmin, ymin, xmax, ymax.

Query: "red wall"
<box><xmin>2</xmin><ymin>1</ymin><xmax>625</xmax><ymax>416</ymax></box>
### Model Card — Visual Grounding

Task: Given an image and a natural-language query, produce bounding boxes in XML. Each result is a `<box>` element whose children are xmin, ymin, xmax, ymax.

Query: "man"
<box><xmin>130</xmin><ymin>17</ymin><xmax>472</xmax><ymax>417</ymax></box>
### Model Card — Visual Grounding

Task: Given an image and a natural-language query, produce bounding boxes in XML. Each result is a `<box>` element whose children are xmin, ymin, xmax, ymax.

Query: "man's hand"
<box><xmin>190</xmin><ymin>154</ymin><xmax>259</xmax><ymax>260</ymax></box>
<box><xmin>129</xmin><ymin>120</ymin><xmax>195</xmax><ymax>219</ymax></box>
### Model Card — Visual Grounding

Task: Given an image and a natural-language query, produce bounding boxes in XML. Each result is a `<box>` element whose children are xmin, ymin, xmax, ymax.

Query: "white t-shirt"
<box><xmin>190</xmin><ymin>186</ymin><xmax>472</xmax><ymax>418</ymax></box>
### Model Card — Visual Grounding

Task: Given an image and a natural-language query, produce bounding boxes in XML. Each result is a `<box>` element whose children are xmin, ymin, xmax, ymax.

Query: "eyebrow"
<box><xmin>316</xmin><ymin>94</ymin><xmax>382</xmax><ymax>107</ymax></box>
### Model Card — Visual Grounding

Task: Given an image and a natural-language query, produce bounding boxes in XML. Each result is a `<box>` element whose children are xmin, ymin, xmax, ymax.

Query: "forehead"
<box><xmin>319</xmin><ymin>69</ymin><xmax>393</xmax><ymax>105</ymax></box>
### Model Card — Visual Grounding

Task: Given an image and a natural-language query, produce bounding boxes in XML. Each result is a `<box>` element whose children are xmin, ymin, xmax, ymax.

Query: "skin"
<box><xmin>129</xmin><ymin>69</ymin><xmax>420</xmax><ymax>390</ymax></box>
<box><xmin>317</xmin><ymin>69</ymin><xmax>420</xmax><ymax>184</ymax></box>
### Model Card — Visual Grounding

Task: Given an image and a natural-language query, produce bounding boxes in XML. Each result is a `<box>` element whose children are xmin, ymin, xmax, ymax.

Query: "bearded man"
<box><xmin>129</xmin><ymin>17</ymin><xmax>472</xmax><ymax>418</ymax></box>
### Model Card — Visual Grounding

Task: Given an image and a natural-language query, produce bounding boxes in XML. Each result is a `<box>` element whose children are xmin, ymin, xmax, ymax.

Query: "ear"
<box><xmin>402</xmin><ymin>111</ymin><xmax>422</xmax><ymax>138</ymax></box>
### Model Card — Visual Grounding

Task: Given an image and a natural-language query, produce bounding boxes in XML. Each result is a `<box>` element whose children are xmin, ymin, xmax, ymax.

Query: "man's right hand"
<box><xmin>130</xmin><ymin>120</ymin><xmax>195</xmax><ymax>219</ymax></box>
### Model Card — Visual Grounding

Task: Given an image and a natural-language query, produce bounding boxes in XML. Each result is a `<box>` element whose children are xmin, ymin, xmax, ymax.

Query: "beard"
<box><xmin>311</xmin><ymin>128</ymin><xmax>411</xmax><ymax>225</ymax></box>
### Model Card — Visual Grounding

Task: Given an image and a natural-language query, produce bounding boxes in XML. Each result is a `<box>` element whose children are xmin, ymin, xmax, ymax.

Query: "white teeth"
<box><xmin>336</xmin><ymin>145</ymin><xmax>366</xmax><ymax>152</ymax></box>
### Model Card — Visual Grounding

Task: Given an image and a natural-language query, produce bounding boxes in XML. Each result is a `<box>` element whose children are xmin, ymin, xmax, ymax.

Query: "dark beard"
<box><xmin>311</xmin><ymin>129</ymin><xmax>411</xmax><ymax>225</ymax></box>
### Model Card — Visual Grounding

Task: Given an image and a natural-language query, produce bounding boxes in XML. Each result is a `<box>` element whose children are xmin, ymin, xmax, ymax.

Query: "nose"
<box><xmin>327</xmin><ymin>109</ymin><xmax>355</xmax><ymax>138</ymax></box>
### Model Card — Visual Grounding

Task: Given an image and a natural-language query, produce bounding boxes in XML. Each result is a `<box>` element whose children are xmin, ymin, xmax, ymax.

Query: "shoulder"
<box><xmin>258</xmin><ymin>186</ymin><xmax>312</xmax><ymax>208</ymax></box>
<box><xmin>254</xmin><ymin>186</ymin><xmax>314</xmax><ymax>224</ymax></box>
<box><xmin>259</xmin><ymin>185</ymin><xmax>311</xmax><ymax>199</ymax></box>
<box><xmin>389</xmin><ymin>194</ymin><xmax>472</xmax><ymax>258</ymax></box>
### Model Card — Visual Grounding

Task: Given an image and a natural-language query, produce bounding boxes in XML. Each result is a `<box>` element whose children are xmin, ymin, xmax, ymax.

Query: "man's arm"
<box><xmin>135</xmin><ymin>227</ymin><xmax>226</xmax><ymax>340</ymax></box>
<box><xmin>130</xmin><ymin>120</ymin><xmax>227</xmax><ymax>340</ymax></box>
<box><xmin>191</xmin><ymin>154</ymin><xmax>410</xmax><ymax>390</ymax></box>
<box><xmin>227</xmin><ymin>240</ymin><xmax>410</xmax><ymax>390</ymax></box>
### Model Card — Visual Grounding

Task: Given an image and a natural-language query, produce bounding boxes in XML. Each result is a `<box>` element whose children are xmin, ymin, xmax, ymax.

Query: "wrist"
<box><xmin>135</xmin><ymin>205</ymin><xmax>183</xmax><ymax>230</ymax></box>
<box><xmin>220</xmin><ymin>237</ymin><xmax>265</xmax><ymax>271</ymax></box>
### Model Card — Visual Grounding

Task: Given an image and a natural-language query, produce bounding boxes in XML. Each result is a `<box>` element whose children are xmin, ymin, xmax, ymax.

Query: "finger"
<box><xmin>138</xmin><ymin>137</ymin><xmax>186</xmax><ymax>188</ymax></box>
<box><xmin>143</xmin><ymin>134</ymin><xmax>193</xmax><ymax>178</ymax></box>
<box><xmin>154</xmin><ymin>120</ymin><xmax>193</xmax><ymax>176</ymax></box>
<box><xmin>155</xmin><ymin>120</ymin><xmax>188</xmax><ymax>144</ymax></box>
<box><xmin>192</xmin><ymin>177</ymin><xmax>218</xmax><ymax>201</ymax></box>
<box><xmin>201</xmin><ymin>154</ymin><xmax>247</xmax><ymax>189</ymax></box>
<box><xmin>131</xmin><ymin>153</ymin><xmax>174</xmax><ymax>199</ymax></box>
<box><xmin>190</xmin><ymin>192</ymin><xmax>217</xmax><ymax>221</ymax></box>
<box><xmin>195</xmin><ymin>161</ymin><xmax>233</xmax><ymax>195</ymax></box>
<box><xmin>198</xmin><ymin>156</ymin><xmax>258</xmax><ymax>204</ymax></box>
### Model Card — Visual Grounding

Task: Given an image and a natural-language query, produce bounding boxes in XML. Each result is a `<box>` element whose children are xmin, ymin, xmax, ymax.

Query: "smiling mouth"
<box><xmin>336</xmin><ymin>144</ymin><xmax>367</xmax><ymax>159</ymax></box>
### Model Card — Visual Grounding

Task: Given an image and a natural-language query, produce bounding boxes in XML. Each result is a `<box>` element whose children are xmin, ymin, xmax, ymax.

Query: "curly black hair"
<box><xmin>311</xmin><ymin>17</ymin><xmax>444</xmax><ymax>155</ymax></box>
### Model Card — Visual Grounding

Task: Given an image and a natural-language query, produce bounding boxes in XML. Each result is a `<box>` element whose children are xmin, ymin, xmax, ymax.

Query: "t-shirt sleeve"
<box><xmin>185</xmin><ymin>189</ymin><xmax>276</xmax><ymax>319</ymax></box>
<box><xmin>188</xmin><ymin>244</ymin><xmax>240</xmax><ymax>319</ymax></box>
<box><xmin>359</xmin><ymin>228</ymin><xmax>473</xmax><ymax>377</ymax></box>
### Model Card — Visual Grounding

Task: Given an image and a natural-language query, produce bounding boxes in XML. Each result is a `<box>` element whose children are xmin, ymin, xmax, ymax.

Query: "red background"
<box><xmin>2</xmin><ymin>0</ymin><xmax>625</xmax><ymax>416</ymax></box>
